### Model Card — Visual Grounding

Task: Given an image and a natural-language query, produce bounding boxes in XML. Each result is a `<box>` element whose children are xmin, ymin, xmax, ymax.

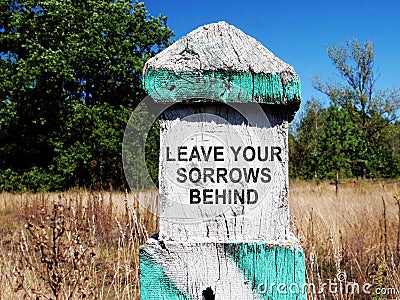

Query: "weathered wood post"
<box><xmin>140</xmin><ymin>22</ymin><xmax>306</xmax><ymax>299</ymax></box>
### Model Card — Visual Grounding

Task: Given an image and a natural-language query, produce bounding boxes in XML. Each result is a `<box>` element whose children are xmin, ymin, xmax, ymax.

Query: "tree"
<box><xmin>290</xmin><ymin>98</ymin><xmax>325</xmax><ymax>180</ymax></box>
<box><xmin>0</xmin><ymin>0</ymin><xmax>173</xmax><ymax>191</ymax></box>
<box><xmin>313</xmin><ymin>39</ymin><xmax>400</xmax><ymax>178</ymax></box>
<box><xmin>317</xmin><ymin>104</ymin><xmax>361</xmax><ymax>193</ymax></box>
<box><xmin>290</xmin><ymin>99</ymin><xmax>361</xmax><ymax>186</ymax></box>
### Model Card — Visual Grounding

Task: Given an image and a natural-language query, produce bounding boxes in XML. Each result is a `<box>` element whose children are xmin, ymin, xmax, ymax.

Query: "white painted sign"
<box><xmin>159</xmin><ymin>103</ymin><xmax>292</xmax><ymax>243</ymax></box>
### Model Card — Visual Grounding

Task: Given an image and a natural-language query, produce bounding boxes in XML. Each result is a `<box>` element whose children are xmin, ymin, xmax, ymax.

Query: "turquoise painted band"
<box><xmin>140</xmin><ymin>242</ymin><xmax>307</xmax><ymax>299</ymax></box>
<box><xmin>227</xmin><ymin>243</ymin><xmax>307</xmax><ymax>300</ymax></box>
<box><xmin>143</xmin><ymin>69</ymin><xmax>301</xmax><ymax>106</ymax></box>
<box><xmin>140</xmin><ymin>250</ymin><xmax>189</xmax><ymax>300</ymax></box>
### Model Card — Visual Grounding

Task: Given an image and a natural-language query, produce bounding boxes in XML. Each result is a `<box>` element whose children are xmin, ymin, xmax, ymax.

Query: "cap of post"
<box><xmin>143</xmin><ymin>21</ymin><xmax>301</xmax><ymax>117</ymax></box>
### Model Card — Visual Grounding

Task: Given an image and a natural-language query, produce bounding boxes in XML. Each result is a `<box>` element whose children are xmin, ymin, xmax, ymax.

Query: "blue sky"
<box><xmin>145</xmin><ymin>0</ymin><xmax>400</xmax><ymax>116</ymax></box>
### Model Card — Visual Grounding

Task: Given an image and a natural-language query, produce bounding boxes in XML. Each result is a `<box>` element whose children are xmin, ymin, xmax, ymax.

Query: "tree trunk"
<box><xmin>335</xmin><ymin>169</ymin><xmax>339</xmax><ymax>196</ymax></box>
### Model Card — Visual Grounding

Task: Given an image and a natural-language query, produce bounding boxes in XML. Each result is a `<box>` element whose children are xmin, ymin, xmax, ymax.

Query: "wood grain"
<box><xmin>143</xmin><ymin>22</ymin><xmax>301</xmax><ymax>107</ymax></box>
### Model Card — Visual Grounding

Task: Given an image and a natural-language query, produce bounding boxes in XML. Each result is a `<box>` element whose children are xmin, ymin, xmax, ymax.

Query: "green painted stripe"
<box><xmin>143</xmin><ymin>69</ymin><xmax>301</xmax><ymax>105</ymax></box>
<box><xmin>226</xmin><ymin>243</ymin><xmax>307</xmax><ymax>300</ymax></box>
<box><xmin>140</xmin><ymin>249</ymin><xmax>190</xmax><ymax>300</ymax></box>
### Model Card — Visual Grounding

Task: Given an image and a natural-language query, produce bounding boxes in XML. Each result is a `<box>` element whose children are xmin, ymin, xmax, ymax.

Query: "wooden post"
<box><xmin>140</xmin><ymin>22</ymin><xmax>306</xmax><ymax>300</ymax></box>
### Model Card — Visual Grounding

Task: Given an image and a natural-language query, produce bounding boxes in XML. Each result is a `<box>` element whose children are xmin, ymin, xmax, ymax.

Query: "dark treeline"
<box><xmin>1</xmin><ymin>1</ymin><xmax>399</xmax><ymax>191</ymax></box>
<box><xmin>0</xmin><ymin>0</ymin><xmax>172</xmax><ymax>191</ymax></box>
<box><xmin>289</xmin><ymin>99</ymin><xmax>400</xmax><ymax>181</ymax></box>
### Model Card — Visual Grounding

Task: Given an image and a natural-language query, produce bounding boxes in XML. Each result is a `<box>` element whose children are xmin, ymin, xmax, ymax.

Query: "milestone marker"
<box><xmin>139</xmin><ymin>21</ymin><xmax>306</xmax><ymax>300</ymax></box>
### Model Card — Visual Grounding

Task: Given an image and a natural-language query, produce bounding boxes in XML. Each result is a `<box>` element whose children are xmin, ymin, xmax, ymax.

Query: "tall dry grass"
<box><xmin>290</xmin><ymin>179</ymin><xmax>400</xmax><ymax>299</ymax></box>
<box><xmin>0</xmin><ymin>191</ymin><xmax>158</xmax><ymax>300</ymax></box>
<box><xmin>0</xmin><ymin>180</ymin><xmax>398</xmax><ymax>299</ymax></box>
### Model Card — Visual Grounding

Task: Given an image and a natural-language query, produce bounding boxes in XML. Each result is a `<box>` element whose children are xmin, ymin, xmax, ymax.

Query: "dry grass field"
<box><xmin>291</xmin><ymin>180</ymin><xmax>400</xmax><ymax>299</ymax></box>
<box><xmin>0</xmin><ymin>180</ymin><xmax>399</xmax><ymax>299</ymax></box>
<box><xmin>0</xmin><ymin>191</ymin><xmax>158</xmax><ymax>300</ymax></box>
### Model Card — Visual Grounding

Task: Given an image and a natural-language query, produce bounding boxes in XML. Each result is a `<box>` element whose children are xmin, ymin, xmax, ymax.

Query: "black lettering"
<box><xmin>203</xmin><ymin>168</ymin><xmax>215</xmax><ymax>183</ymax></box>
<box><xmin>272</xmin><ymin>146</ymin><xmax>282</xmax><ymax>161</ymax></box>
<box><xmin>243</xmin><ymin>168</ymin><xmax>259</xmax><ymax>183</ymax></box>
<box><xmin>190</xmin><ymin>189</ymin><xmax>201</xmax><ymax>204</ymax></box>
<box><xmin>247</xmin><ymin>189</ymin><xmax>258</xmax><ymax>204</ymax></box>
<box><xmin>214</xmin><ymin>146</ymin><xmax>224</xmax><ymax>161</ymax></box>
<box><xmin>201</xmin><ymin>146</ymin><xmax>213</xmax><ymax>161</ymax></box>
<box><xmin>189</xmin><ymin>146</ymin><xmax>201</xmax><ymax>161</ymax></box>
<box><xmin>234</xmin><ymin>189</ymin><xmax>245</xmax><ymax>204</ymax></box>
<box><xmin>215</xmin><ymin>189</ymin><xmax>227</xmax><ymax>204</ymax></box>
<box><xmin>176</xmin><ymin>168</ymin><xmax>187</xmax><ymax>183</ymax></box>
<box><xmin>260</xmin><ymin>167</ymin><xmax>271</xmax><ymax>183</ymax></box>
<box><xmin>229</xmin><ymin>168</ymin><xmax>242</xmax><ymax>183</ymax></box>
<box><xmin>243</xmin><ymin>146</ymin><xmax>255</xmax><ymax>161</ymax></box>
<box><xmin>216</xmin><ymin>168</ymin><xmax>228</xmax><ymax>183</ymax></box>
<box><xmin>230</xmin><ymin>146</ymin><xmax>241</xmax><ymax>161</ymax></box>
<box><xmin>189</xmin><ymin>168</ymin><xmax>201</xmax><ymax>183</ymax></box>
<box><xmin>257</xmin><ymin>146</ymin><xmax>269</xmax><ymax>161</ymax></box>
<box><xmin>166</xmin><ymin>146</ymin><xmax>175</xmax><ymax>161</ymax></box>
<box><xmin>203</xmin><ymin>189</ymin><xmax>213</xmax><ymax>204</ymax></box>
<box><xmin>226</xmin><ymin>189</ymin><xmax>232</xmax><ymax>204</ymax></box>
<box><xmin>178</xmin><ymin>146</ymin><xmax>188</xmax><ymax>161</ymax></box>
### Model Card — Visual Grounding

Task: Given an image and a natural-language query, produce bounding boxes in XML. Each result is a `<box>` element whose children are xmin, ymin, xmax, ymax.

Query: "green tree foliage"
<box><xmin>0</xmin><ymin>0</ymin><xmax>173</xmax><ymax>191</ymax></box>
<box><xmin>289</xmin><ymin>99</ymin><xmax>324</xmax><ymax>179</ymax></box>
<box><xmin>291</xmin><ymin>39</ymin><xmax>400</xmax><ymax>180</ymax></box>
<box><xmin>145</xmin><ymin>119</ymin><xmax>160</xmax><ymax>187</ymax></box>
